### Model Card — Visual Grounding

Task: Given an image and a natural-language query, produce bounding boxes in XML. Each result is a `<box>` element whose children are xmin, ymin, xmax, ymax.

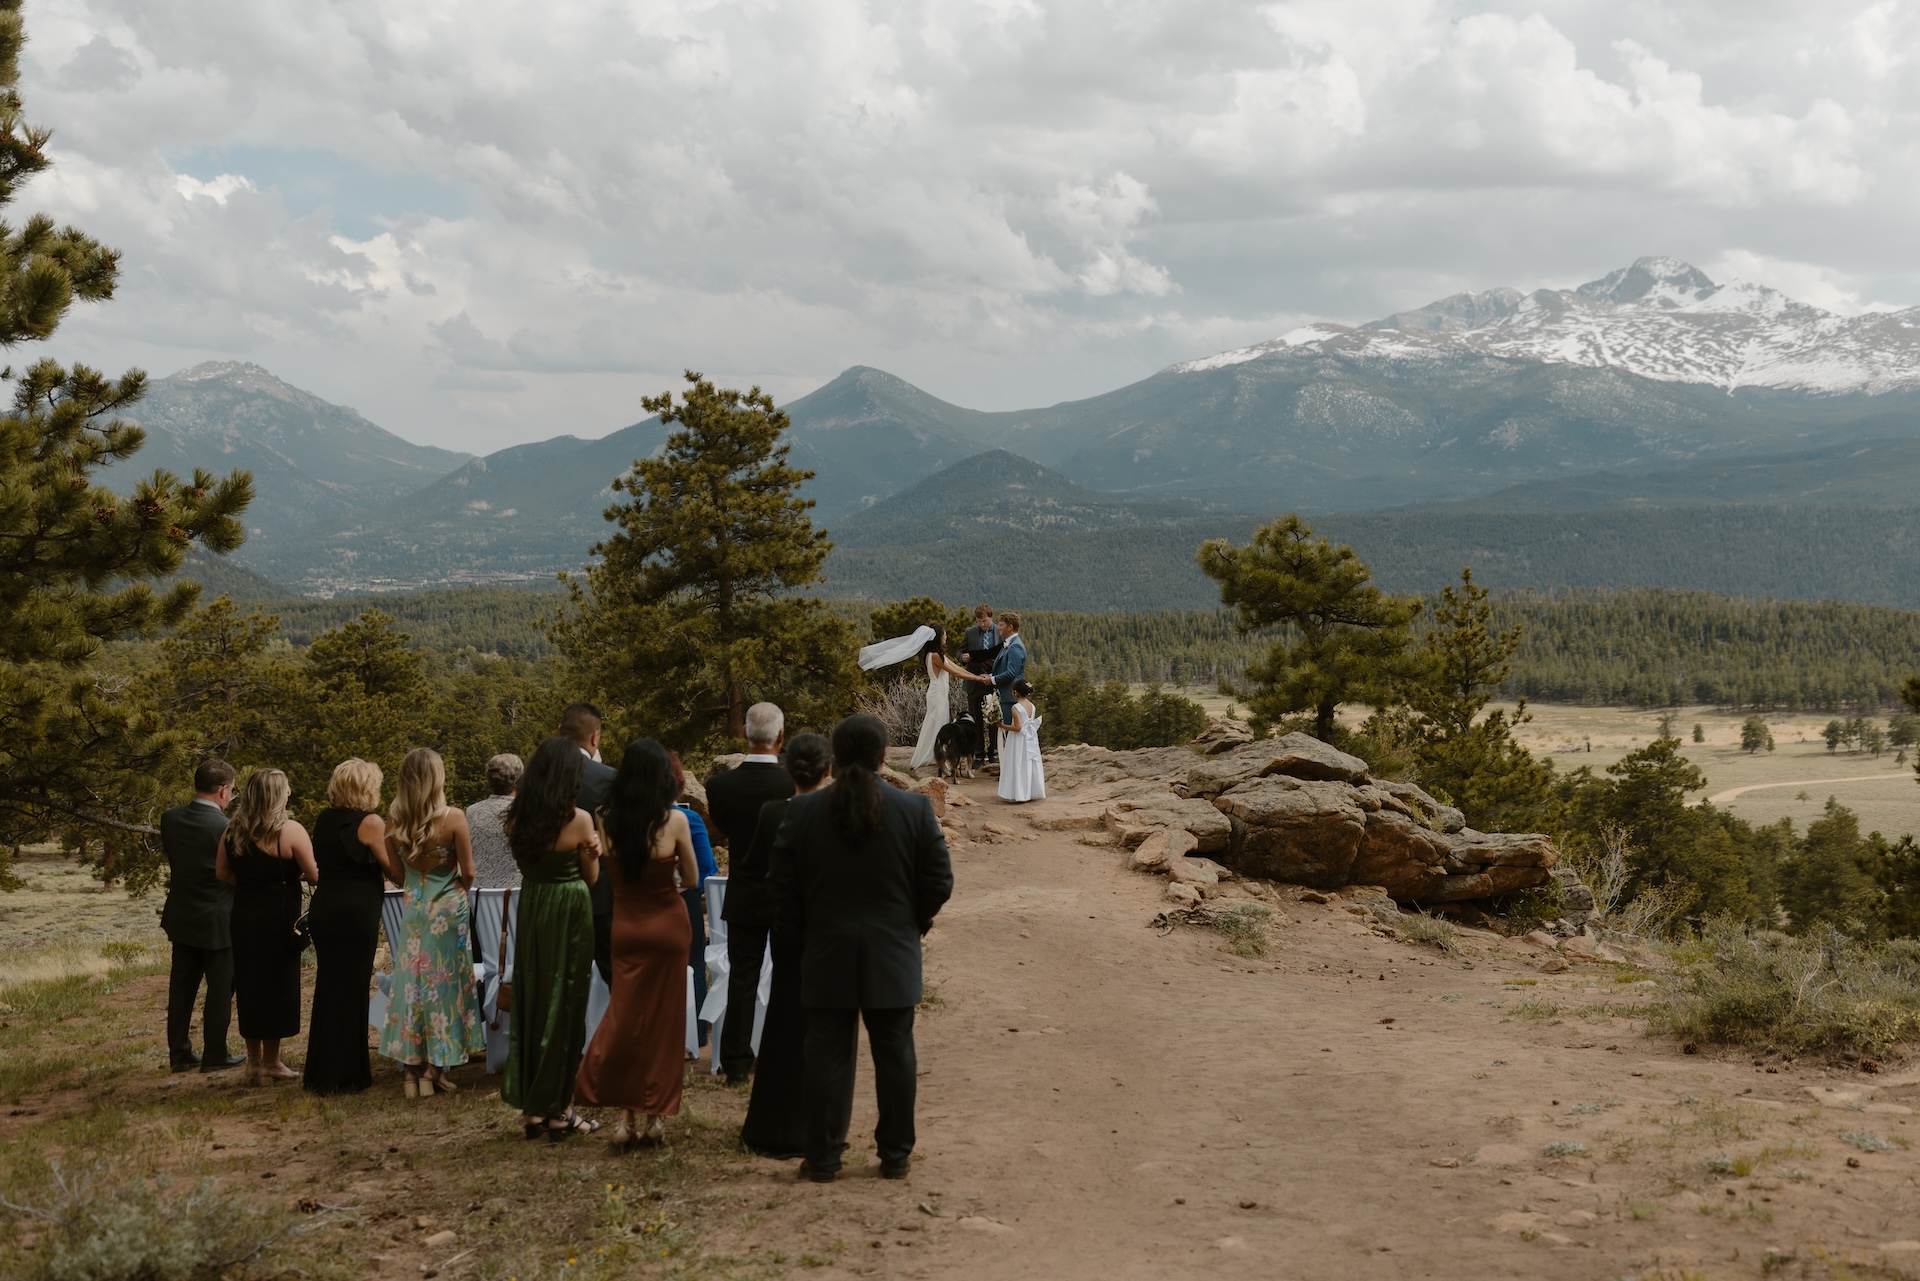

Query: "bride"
<box><xmin>859</xmin><ymin>624</ymin><xmax>989</xmax><ymax>770</ymax></box>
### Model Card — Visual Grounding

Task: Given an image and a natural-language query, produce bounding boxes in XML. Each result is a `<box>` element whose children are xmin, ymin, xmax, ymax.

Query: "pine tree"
<box><xmin>553</xmin><ymin>372</ymin><xmax>858</xmax><ymax>751</ymax></box>
<box><xmin>0</xmin><ymin>4</ymin><xmax>251</xmax><ymax>885</ymax></box>
<box><xmin>1740</xmin><ymin>715</ymin><xmax>1773</xmax><ymax>755</ymax></box>
<box><xmin>1198</xmin><ymin>515</ymin><xmax>1418</xmax><ymax>742</ymax></box>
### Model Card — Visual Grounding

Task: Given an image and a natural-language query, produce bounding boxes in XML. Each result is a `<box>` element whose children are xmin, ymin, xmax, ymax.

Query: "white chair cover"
<box><xmin>471</xmin><ymin>888</ymin><xmax>517</xmax><ymax>1074</ymax></box>
<box><xmin>368</xmin><ymin>888</ymin><xmax>408</xmax><ymax>1032</ymax></box>
<box><xmin>700</xmin><ymin>875</ymin><xmax>772</xmax><ymax>1074</ymax></box>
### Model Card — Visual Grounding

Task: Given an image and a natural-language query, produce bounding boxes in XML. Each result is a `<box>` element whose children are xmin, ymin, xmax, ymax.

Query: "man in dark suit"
<box><xmin>959</xmin><ymin>603</ymin><xmax>1001</xmax><ymax>764</ymax></box>
<box><xmin>709</xmin><ymin>701</ymin><xmax>796</xmax><ymax>1083</ymax></box>
<box><xmin>770</xmin><ymin>714</ymin><xmax>953</xmax><ymax>1182</ymax></box>
<box><xmin>561</xmin><ymin>702</ymin><xmax>620</xmax><ymax>983</ymax></box>
<box><xmin>160</xmin><ymin>759</ymin><xmax>245</xmax><ymax>1073</ymax></box>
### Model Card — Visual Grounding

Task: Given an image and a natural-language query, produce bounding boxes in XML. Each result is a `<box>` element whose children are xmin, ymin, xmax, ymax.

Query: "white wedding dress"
<box><xmin>909</xmin><ymin>653</ymin><xmax>949</xmax><ymax>770</ymax></box>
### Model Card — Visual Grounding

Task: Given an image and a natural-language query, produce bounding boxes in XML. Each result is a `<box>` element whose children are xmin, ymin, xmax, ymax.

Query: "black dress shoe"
<box><xmin>200</xmin><ymin>1053</ymin><xmax>247</xmax><ymax>1073</ymax></box>
<box><xmin>880</xmin><ymin>1157</ymin><xmax>911</xmax><ymax>1180</ymax></box>
<box><xmin>723</xmin><ymin>1071</ymin><xmax>751</xmax><ymax>1086</ymax></box>
<box><xmin>799</xmin><ymin>1161</ymin><xmax>837</xmax><ymax>1184</ymax></box>
<box><xmin>169</xmin><ymin>1056</ymin><xmax>200</xmax><ymax>1073</ymax></box>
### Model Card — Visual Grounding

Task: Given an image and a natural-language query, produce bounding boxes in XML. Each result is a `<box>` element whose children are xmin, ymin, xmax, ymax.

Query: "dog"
<box><xmin>934</xmin><ymin>713</ymin><xmax>980</xmax><ymax>781</ymax></box>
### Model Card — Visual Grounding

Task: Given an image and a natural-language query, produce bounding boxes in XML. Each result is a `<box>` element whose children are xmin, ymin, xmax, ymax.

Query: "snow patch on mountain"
<box><xmin>1173</xmin><ymin>258</ymin><xmax>1920</xmax><ymax>395</ymax></box>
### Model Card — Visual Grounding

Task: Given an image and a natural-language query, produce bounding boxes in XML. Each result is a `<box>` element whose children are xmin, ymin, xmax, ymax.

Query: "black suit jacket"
<box><xmin>730</xmin><ymin>797</ymin><xmax>792</xmax><ymax>931</ymax></box>
<box><xmin>769</xmin><ymin>786</ymin><xmax>953</xmax><ymax>1009</ymax></box>
<box><xmin>159</xmin><ymin>801</ymin><xmax>233</xmax><ymax>950</ymax></box>
<box><xmin>577</xmin><ymin>754</ymin><xmax>618</xmax><ymax>917</ymax></box>
<box><xmin>961</xmin><ymin>622</ymin><xmax>1002</xmax><ymax>675</ymax></box>
<box><xmin>710</xmin><ymin>762</ymin><xmax>795</xmax><ymax>924</ymax></box>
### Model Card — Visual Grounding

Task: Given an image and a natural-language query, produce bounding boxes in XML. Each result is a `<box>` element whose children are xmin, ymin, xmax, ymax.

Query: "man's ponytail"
<box><xmin>828</xmin><ymin>714</ymin><xmax>889</xmax><ymax>842</ymax></box>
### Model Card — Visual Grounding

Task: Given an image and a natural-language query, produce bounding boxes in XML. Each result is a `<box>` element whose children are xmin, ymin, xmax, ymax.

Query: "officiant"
<box><xmin>959</xmin><ymin>604</ymin><xmax>1001</xmax><ymax>764</ymax></box>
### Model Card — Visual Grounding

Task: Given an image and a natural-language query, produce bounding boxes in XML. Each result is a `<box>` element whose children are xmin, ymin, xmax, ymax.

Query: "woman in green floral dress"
<box><xmin>502</xmin><ymin>736</ymin><xmax>602</xmax><ymax>1139</ymax></box>
<box><xmin>378</xmin><ymin>748</ymin><xmax>486</xmax><ymax>1097</ymax></box>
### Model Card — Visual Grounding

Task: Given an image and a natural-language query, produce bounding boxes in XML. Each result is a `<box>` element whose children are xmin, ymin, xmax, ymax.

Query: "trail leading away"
<box><xmin>1705</xmin><ymin>772</ymin><xmax>1909</xmax><ymax>806</ymax></box>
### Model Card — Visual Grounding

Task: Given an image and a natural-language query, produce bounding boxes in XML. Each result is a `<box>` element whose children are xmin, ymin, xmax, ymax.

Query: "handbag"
<box><xmin>490</xmin><ymin>887</ymin><xmax>514</xmax><ymax>1027</ymax></box>
<box><xmin>291</xmin><ymin>886</ymin><xmax>313</xmax><ymax>954</ymax></box>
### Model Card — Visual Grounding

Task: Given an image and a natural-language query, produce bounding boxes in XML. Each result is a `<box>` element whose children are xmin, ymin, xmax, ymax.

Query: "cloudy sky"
<box><xmin>16</xmin><ymin>0</ymin><xmax>1919</xmax><ymax>452</ymax></box>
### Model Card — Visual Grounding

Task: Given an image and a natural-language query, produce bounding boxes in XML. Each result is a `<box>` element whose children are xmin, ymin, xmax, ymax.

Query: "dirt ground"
<box><xmin>4</xmin><ymin>765</ymin><xmax>1920</xmax><ymax>1280</ymax></box>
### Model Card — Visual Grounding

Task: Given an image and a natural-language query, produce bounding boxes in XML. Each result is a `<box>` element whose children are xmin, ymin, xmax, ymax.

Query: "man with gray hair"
<box><xmin>709</xmin><ymin>701</ymin><xmax>796</xmax><ymax>1082</ymax></box>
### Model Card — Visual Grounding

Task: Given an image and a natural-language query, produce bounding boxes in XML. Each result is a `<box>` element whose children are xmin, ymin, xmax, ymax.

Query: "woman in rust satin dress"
<box><xmin>575</xmin><ymin>739</ymin><xmax>699</xmax><ymax>1147</ymax></box>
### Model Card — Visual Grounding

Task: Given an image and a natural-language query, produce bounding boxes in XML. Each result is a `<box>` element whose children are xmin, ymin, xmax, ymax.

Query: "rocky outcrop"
<box><xmin>1047</xmin><ymin>731</ymin><xmax>1559</xmax><ymax>907</ymax></box>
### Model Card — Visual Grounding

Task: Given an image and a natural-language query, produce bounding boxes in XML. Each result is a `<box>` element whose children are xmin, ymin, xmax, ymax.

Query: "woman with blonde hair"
<box><xmin>215</xmin><ymin>768</ymin><xmax>318</xmax><ymax>1085</ymax></box>
<box><xmin>377</xmin><ymin>748</ymin><xmax>486</xmax><ymax>1097</ymax></box>
<box><xmin>304</xmin><ymin>759</ymin><xmax>398</xmax><ymax>1095</ymax></box>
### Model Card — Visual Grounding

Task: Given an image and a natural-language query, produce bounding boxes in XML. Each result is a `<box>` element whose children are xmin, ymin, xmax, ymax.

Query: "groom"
<box><xmin>990</xmin><ymin>612</ymin><xmax>1026</xmax><ymax>743</ymax></box>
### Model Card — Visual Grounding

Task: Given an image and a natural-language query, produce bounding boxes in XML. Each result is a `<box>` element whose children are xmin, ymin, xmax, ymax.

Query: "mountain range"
<box><xmin>102</xmin><ymin>257</ymin><xmax>1920</xmax><ymax>605</ymax></box>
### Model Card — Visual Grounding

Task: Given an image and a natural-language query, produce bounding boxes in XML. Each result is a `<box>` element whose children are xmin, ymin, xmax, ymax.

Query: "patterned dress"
<box><xmin>378</xmin><ymin>848</ymin><xmax>485</xmax><ymax>1069</ymax></box>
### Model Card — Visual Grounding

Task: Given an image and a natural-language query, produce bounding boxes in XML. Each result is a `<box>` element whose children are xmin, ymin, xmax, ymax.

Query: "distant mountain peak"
<box><xmin>1178</xmin><ymin>256</ymin><xmax>1920</xmax><ymax>396</ymax></box>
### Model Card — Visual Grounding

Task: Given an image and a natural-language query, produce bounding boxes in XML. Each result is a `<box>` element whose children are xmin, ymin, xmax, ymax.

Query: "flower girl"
<box><xmin>997</xmin><ymin>680</ymin><xmax>1045</xmax><ymax>803</ymax></box>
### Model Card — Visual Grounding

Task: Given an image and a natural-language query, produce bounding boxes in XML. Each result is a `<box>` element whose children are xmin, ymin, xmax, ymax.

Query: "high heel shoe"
<box><xmin>642</xmin><ymin>1115</ymin><xmax>667</xmax><ymax>1147</ymax></box>
<box><xmin>403</xmin><ymin>1074</ymin><xmax>420</xmax><ymax>1100</ymax></box>
<box><xmin>428</xmin><ymin>1071</ymin><xmax>456</xmax><ymax>1094</ymax></box>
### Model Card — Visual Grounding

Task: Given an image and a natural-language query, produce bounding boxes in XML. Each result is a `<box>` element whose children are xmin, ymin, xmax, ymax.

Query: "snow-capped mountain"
<box><xmin>1178</xmin><ymin>257</ymin><xmax>1920</xmax><ymax>396</ymax></box>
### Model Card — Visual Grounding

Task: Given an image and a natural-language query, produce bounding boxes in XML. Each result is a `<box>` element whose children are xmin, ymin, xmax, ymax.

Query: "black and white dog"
<box><xmin>934</xmin><ymin>713</ymin><xmax>981</xmax><ymax>781</ymax></box>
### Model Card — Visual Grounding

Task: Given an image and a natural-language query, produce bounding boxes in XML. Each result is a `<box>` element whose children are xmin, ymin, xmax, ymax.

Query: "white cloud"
<box><xmin>7</xmin><ymin>0</ymin><xmax>1919</xmax><ymax>450</ymax></box>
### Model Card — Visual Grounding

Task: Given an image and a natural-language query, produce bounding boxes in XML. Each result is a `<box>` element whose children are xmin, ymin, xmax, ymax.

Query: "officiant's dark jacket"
<box><xmin>159</xmin><ymin>800</ymin><xmax>233</xmax><ymax>950</ymax></box>
<box><xmin>710</xmin><ymin>761</ymin><xmax>795</xmax><ymax>928</ymax></box>
<box><xmin>769</xmin><ymin>786</ymin><xmax>953</xmax><ymax>1009</ymax></box>
<box><xmin>578</xmin><ymin>755</ymin><xmax>618</xmax><ymax>917</ymax></box>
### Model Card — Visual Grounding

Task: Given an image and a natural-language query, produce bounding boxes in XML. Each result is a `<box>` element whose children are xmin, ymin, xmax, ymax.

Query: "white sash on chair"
<box><xmin>368</xmin><ymin>887</ymin><xmax>408</xmax><ymax>1032</ymax></box>
<box><xmin>699</xmin><ymin>875</ymin><xmax>773</xmax><ymax>1073</ymax></box>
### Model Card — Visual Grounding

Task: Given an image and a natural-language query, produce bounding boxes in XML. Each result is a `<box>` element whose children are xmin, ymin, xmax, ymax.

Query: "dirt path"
<box><xmin>1705</xmin><ymin>774</ymin><xmax>1910</xmax><ymax>806</ymax></box>
<box><xmin>698</xmin><ymin>770</ymin><xmax>1920</xmax><ymax>1280</ymax></box>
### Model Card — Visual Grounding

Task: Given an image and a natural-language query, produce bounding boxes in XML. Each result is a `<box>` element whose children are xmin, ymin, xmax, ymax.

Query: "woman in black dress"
<box><xmin>739</xmin><ymin>733</ymin><xmax>832</xmax><ymax>1158</ymax></box>
<box><xmin>304</xmin><ymin>759</ymin><xmax>398</xmax><ymax>1095</ymax></box>
<box><xmin>216</xmin><ymin>768</ymin><xmax>318</xmax><ymax>1086</ymax></box>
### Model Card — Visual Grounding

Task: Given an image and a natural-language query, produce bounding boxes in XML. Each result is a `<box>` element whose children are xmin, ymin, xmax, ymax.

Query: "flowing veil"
<box><xmin>859</xmin><ymin>625</ymin><xmax>936</xmax><ymax>671</ymax></box>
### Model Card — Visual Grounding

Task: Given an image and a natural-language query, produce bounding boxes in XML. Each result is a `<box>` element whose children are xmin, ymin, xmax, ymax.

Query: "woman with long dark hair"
<box><xmin>739</xmin><ymin>731</ymin><xmax>832</xmax><ymax>1158</ymax></box>
<box><xmin>502</xmin><ymin>736</ymin><xmax>601</xmax><ymax>1140</ymax></box>
<box><xmin>576</xmin><ymin>739</ymin><xmax>698</xmax><ymax>1148</ymax></box>
<box><xmin>768</xmin><ymin>714</ymin><xmax>954</xmax><ymax>1182</ymax></box>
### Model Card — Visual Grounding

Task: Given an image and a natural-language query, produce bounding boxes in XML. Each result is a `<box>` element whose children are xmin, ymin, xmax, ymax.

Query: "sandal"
<box><xmin>428</xmin><ymin>1070</ymin><xmax>458</xmax><ymax>1094</ymax></box>
<box><xmin>547</xmin><ymin>1112</ymin><xmax>603</xmax><ymax>1142</ymax></box>
<box><xmin>522</xmin><ymin>1117</ymin><xmax>547</xmax><ymax>1141</ymax></box>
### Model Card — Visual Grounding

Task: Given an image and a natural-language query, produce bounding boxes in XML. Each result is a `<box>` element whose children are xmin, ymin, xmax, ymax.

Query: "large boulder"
<box><xmin>1104</xmin><ymin>795</ymin><xmax>1232</xmax><ymax>853</ymax></box>
<box><xmin>1183</xmin><ymin>733</ymin><xmax>1371</xmax><ymax>799</ymax></box>
<box><xmin>1349</xmin><ymin>808</ymin><xmax>1453</xmax><ymax>902</ymax></box>
<box><xmin>1213</xmin><ymin>776</ymin><xmax>1368</xmax><ymax>887</ymax></box>
<box><xmin>1190</xmin><ymin>719</ymin><xmax>1255</xmax><ymax>755</ymax></box>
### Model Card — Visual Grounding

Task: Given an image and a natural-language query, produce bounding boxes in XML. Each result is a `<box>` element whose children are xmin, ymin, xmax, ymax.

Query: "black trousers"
<box><xmin>719</xmin><ymin>921</ymin><xmax>769</xmax><ymax>1078</ymax></box>
<box><xmin>804</xmin><ymin>1005</ymin><xmax>917</xmax><ymax>1169</ymax></box>
<box><xmin>965</xmin><ymin>676</ymin><xmax>995</xmax><ymax>760</ymax></box>
<box><xmin>167</xmin><ymin>942</ymin><xmax>234</xmax><ymax>1061</ymax></box>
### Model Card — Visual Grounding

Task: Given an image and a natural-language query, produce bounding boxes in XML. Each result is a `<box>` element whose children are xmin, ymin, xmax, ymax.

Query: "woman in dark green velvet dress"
<box><xmin>501</xmin><ymin>736</ymin><xmax>602</xmax><ymax>1140</ymax></box>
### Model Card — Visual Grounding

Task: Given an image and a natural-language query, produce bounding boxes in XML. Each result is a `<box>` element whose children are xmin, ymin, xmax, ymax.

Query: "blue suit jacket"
<box><xmin>992</xmin><ymin>633</ymin><xmax>1027</xmax><ymax>712</ymax></box>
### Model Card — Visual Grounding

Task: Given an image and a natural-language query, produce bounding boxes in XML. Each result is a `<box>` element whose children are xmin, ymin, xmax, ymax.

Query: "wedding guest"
<box><xmin>770</xmin><ymin>715</ymin><xmax>953</xmax><ymax>1182</ymax></box>
<box><xmin>710</xmin><ymin>702</ymin><xmax>796</xmax><ymax>1083</ymax></box>
<box><xmin>669</xmin><ymin>751</ymin><xmax>718</xmax><ymax>1048</ymax></box>
<box><xmin>466</xmin><ymin>754</ymin><xmax>523</xmax><ymax>889</ymax></box>
<box><xmin>215</xmin><ymin>768</ymin><xmax>318</xmax><ymax>1086</ymax></box>
<box><xmin>379</xmin><ymin>748</ymin><xmax>486</xmax><ymax>1099</ymax></box>
<box><xmin>990</xmin><ymin>612</ymin><xmax>1028</xmax><ymax>756</ymax></box>
<box><xmin>503</xmin><ymin>736</ymin><xmax>602</xmax><ymax>1140</ymax></box>
<box><xmin>560</xmin><ymin>703</ymin><xmax>618</xmax><ymax>983</ymax></box>
<box><xmin>739</xmin><ymin>732</ymin><xmax>832</xmax><ymax>1158</ymax></box>
<box><xmin>160</xmin><ymin>759</ymin><xmax>243</xmax><ymax>1074</ymax></box>
<box><xmin>959</xmin><ymin>604</ymin><xmax>1002</xmax><ymax>764</ymax></box>
<box><xmin>576</xmin><ymin>740</ymin><xmax>699</xmax><ymax>1148</ymax></box>
<box><xmin>997</xmin><ymin>681</ymin><xmax>1046</xmax><ymax>804</ymax></box>
<box><xmin>304</xmin><ymin>759</ymin><xmax>397</xmax><ymax>1095</ymax></box>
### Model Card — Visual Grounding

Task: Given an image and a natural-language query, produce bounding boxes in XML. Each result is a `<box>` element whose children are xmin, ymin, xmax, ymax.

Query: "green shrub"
<box><xmin>1034</xmin><ymin>672</ymin><xmax>1208</xmax><ymax>750</ymax></box>
<box><xmin>0</xmin><ymin>1165</ymin><xmax>288</xmax><ymax>1281</ymax></box>
<box><xmin>1658</xmin><ymin>923</ymin><xmax>1920</xmax><ymax>1053</ymax></box>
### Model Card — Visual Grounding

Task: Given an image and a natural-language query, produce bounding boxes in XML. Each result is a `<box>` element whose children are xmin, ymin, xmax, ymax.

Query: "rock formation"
<box><xmin>1045</xmin><ymin>731</ymin><xmax>1559</xmax><ymax>907</ymax></box>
